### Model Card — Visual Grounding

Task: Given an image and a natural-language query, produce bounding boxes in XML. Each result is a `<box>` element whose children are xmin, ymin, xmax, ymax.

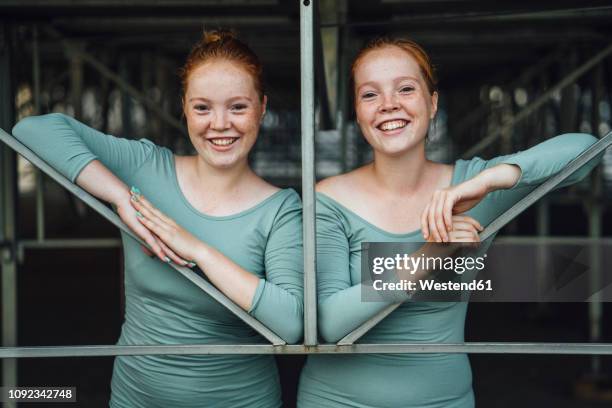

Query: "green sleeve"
<box><xmin>249</xmin><ymin>191</ymin><xmax>304</xmax><ymax>344</ymax></box>
<box><xmin>11</xmin><ymin>113</ymin><xmax>156</xmax><ymax>183</ymax></box>
<box><xmin>462</xmin><ymin>133</ymin><xmax>601</xmax><ymax>227</ymax></box>
<box><xmin>315</xmin><ymin>197</ymin><xmax>393</xmax><ymax>343</ymax></box>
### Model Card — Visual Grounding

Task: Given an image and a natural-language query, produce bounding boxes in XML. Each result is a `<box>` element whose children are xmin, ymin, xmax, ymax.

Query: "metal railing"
<box><xmin>1</xmin><ymin>5</ymin><xmax>612</xmax><ymax>406</ymax></box>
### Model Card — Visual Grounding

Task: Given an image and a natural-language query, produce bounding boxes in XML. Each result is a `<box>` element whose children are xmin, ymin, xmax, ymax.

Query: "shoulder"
<box><xmin>316</xmin><ymin>166</ymin><xmax>368</xmax><ymax>205</ymax></box>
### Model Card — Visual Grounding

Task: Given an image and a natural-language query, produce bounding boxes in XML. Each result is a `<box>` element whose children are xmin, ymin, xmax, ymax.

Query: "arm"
<box><xmin>316</xmin><ymin>201</ymin><xmax>391</xmax><ymax>343</ymax></box>
<box><xmin>130</xmin><ymin>191</ymin><xmax>304</xmax><ymax>343</ymax></box>
<box><xmin>12</xmin><ymin>113</ymin><xmax>180</xmax><ymax>260</ymax></box>
<box><xmin>317</xmin><ymin>203</ymin><xmax>481</xmax><ymax>342</ymax></box>
<box><xmin>249</xmin><ymin>193</ymin><xmax>304</xmax><ymax>343</ymax></box>
<box><xmin>423</xmin><ymin>133</ymin><xmax>601</xmax><ymax>240</ymax></box>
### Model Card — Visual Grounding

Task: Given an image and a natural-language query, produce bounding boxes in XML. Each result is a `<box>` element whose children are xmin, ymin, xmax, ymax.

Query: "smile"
<box><xmin>377</xmin><ymin>119</ymin><xmax>409</xmax><ymax>131</ymax></box>
<box><xmin>208</xmin><ymin>137</ymin><xmax>239</xmax><ymax>146</ymax></box>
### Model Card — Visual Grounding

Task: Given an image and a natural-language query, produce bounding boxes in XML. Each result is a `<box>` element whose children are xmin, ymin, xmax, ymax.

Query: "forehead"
<box><xmin>354</xmin><ymin>46</ymin><xmax>424</xmax><ymax>87</ymax></box>
<box><xmin>185</xmin><ymin>59</ymin><xmax>257</xmax><ymax>99</ymax></box>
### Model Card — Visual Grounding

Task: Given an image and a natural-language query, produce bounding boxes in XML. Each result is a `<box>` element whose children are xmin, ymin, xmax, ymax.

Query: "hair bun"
<box><xmin>203</xmin><ymin>29</ymin><xmax>235</xmax><ymax>45</ymax></box>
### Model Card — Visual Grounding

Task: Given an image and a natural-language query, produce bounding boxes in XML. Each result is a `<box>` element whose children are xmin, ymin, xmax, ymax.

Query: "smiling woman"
<box><xmin>11</xmin><ymin>29</ymin><xmax>303</xmax><ymax>408</ymax></box>
<box><xmin>297</xmin><ymin>36</ymin><xmax>600</xmax><ymax>408</ymax></box>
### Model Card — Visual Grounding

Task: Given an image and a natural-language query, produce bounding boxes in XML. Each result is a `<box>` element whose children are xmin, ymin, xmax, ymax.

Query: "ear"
<box><xmin>261</xmin><ymin>95</ymin><xmax>268</xmax><ymax>119</ymax></box>
<box><xmin>430</xmin><ymin>91</ymin><xmax>439</xmax><ymax>119</ymax></box>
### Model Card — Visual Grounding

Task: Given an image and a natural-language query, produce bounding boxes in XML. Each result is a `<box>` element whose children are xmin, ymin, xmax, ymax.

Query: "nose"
<box><xmin>211</xmin><ymin>110</ymin><xmax>230</xmax><ymax>131</ymax></box>
<box><xmin>379</xmin><ymin>94</ymin><xmax>399</xmax><ymax>113</ymax></box>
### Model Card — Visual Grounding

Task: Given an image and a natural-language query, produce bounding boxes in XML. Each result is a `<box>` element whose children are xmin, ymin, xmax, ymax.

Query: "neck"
<box><xmin>369</xmin><ymin>142</ymin><xmax>431</xmax><ymax>195</ymax></box>
<box><xmin>191</xmin><ymin>156</ymin><xmax>254</xmax><ymax>197</ymax></box>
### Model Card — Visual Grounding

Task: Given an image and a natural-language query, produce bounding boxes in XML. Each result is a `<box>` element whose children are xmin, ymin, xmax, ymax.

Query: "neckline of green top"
<box><xmin>169</xmin><ymin>154</ymin><xmax>288</xmax><ymax>220</ymax></box>
<box><xmin>316</xmin><ymin>160</ymin><xmax>464</xmax><ymax>238</ymax></box>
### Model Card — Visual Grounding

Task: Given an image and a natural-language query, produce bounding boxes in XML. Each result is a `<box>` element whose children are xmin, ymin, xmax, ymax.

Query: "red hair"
<box><xmin>351</xmin><ymin>37</ymin><xmax>437</xmax><ymax>95</ymax></box>
<box><xmin>179</xmin><ymin>29</ymin><xmax>264</xmax><ymax>101</ymax></box>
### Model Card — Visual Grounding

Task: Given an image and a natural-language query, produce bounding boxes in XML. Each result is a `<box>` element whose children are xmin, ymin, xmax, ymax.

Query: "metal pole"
<box><xmin>301</xmin><ymin>0</ymin><xmax>317</xmax><ymax>346</ymax></box>
<box><xmin>0</xmin><ymin>130</ymin><xmax>286</xmax><ymax>346</ymax></box>
<box><xmin>2</xmin><ymin>342</ymin><xmax>612</xmax><ymax>358</ymax></box>
<box><xmin>0</xmin><ymin>22</ymin><xmax>17</xmax><ymax>408</ymax></box>
<box><xmin>339</xmin><ymin>132</ymin><xmax>612</xmax><ymax>345</ymax></box>
<box><xmin>32</xmin><ymin>25</ymin><xmax>45</xmax><ymax>242</ymax></box>
<box><xmin>462</xmin><ymin>42</ymin><xmax>612</xmax><ymax>158</ymax></box>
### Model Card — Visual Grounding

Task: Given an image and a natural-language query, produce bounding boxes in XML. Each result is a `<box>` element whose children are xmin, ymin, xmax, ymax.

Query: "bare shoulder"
<box><xmin>251</xmin><ymin>176</ymin><xmax>281</xmax><ymax>200</ymax></box>
<box><xmin>316</xmin><ymin>166</ymin><xmax>368</xmax><ymax>205</ymax></box>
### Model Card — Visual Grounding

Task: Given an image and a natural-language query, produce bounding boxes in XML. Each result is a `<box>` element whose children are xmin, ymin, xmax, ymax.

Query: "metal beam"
<box><xmin>338</xmin><ymin>131</ymin><xmax>612</xmax><ymax>346</ymax></box>
<box><xmin>2</xmin><ymin>342</ymin><xmax>612</xmax><ymax>358</ymax></box>
<box><xmin>462</xmin><ymin>42</ymin><xmax>612</xmax><ymax>158</ymax></box>
<box><xmin>0</xmin><ymin>22</ymin><xmax>17</xmax><ymax>408</ymax></box>
<box><xmin>301</xmin><ymin>0</ymin><xmax>317</xmax><ymax>346</ymax></box>
<box><xmin>0</xmin><ymin>129</ymin><xmax>286</xmax><ymax>346</ymax></box>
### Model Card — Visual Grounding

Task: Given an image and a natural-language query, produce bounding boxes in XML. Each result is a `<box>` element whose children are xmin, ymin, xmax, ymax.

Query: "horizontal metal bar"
<box><xmin>2</xmin><ymin>343</ymin><xmax>612</xmax><ymax>358</ymax></box>
<box><xmin>0</xmin><ymin>129</ymin><xmax>286</xmax><ymax>346</ymax></box>
<box><xmin>338</xmin><ymin>132</ymin><xmax>612</xmax><ymax>346</ymax></box>
<box><xmin>19</xmin><ymin>238</ymin><xmax>121</xmax><ymax>249</ymax></box>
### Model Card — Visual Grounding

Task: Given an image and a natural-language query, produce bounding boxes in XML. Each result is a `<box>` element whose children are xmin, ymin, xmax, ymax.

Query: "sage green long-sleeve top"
<box><xmin>13</xmin><ymin>113</ymin><xmax>304</xmax><ymax>408</ymax></box>
<box><xmin>298</xmin><ymin>133</ymin><xmax>600</xmax><ymax>408</ymax></box>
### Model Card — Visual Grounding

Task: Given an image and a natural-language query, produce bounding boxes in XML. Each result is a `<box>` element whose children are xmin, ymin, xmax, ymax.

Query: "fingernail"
<box><xmin>130</xmin><ymin>186</ymin><xmax>141</xmax><ymax>196</ymax></box>
<box><xmin>164</xmin><ymin>256</ymin><xmax>171</xmax><ymax>263</ymax></box>
<box><xmin>130</xmin><ymin>195</ymin><xmax>139</xmax><ymax>203</ymax></box>
<box><xmin>187</xmin><ymin>261</ymin><xmax>196</xmax><ymax>268</ymax></box>
<box><xmin>135</xmin><ymin>211</ymin><xmax>143</xmax><ymax>218</ymax></box>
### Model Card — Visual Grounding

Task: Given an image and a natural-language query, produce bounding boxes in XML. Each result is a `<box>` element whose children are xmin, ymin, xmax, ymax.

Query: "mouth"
<box><xmin>377</xmin><ymin>119</ymin><xmax>410</xmax><ymax>132</ymax></box>
<box><xmin>207</xmin><ymin>137</ymin><xmax>239</xmax><ymax>147</ymax></box>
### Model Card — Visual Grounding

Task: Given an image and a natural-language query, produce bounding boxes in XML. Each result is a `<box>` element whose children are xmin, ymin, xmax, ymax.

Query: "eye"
<box><xmin>230</xmin><ymin>103</ymin><xmax>248</xmax><ymax>112</ymax></box>
<box><xmin>194</xmin><ymin>104</ymin><xmax>209</xmax><ymax>112</ymax></box>
<box><xmin>399</xmin><ymin>85</ymin><xmax>415</xmax><ymax>93</ymax></box>
<box><xmin>361</xmin><ymin>92</ymin><xmax>377</xmax><ymax>100</ymax></box>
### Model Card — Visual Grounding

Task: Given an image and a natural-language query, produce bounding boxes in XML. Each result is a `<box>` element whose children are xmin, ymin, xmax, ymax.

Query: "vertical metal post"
<box><xmin>0</xmin><ymin>22</ymin><xmax>17</xmax><ymax>408</ymax></box>
<box><xmin>588</xmin><ymin>63</ymin><xmax>604</xmax><ymax>374</ymax></box>
<box><xmin>32</xmin><ymin>25</ymin><xmax>45</xmax><ymax>242</ymax></box>
<box><xmin>301</xmin><ymin>0</ymin><xmax>317</xmax><ymax>346</ymax></box>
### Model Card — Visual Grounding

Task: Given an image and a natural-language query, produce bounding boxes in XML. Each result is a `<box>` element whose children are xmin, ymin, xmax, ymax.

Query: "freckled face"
<box><xmin>183</xmin><ymin>60</ymin><xmax>266</xmax><ymax>169</ymax></box>
<box><xmin>354</xmin><ymin>46</ymin><xmax>438</xmax><ymax>157</ymax></box>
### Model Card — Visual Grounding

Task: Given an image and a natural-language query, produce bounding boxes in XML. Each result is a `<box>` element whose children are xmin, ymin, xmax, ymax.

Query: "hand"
<box><xmin>116</xmin><ymin>195</ymin><xmax>188</xmax><ymax>265</ymax></box>
<box><xmin>423</xmin><ymin>207</ymin><xmax>483</xmax><ymax>244</ymax></box>
<box><xmin>129</xmin><ymin>188</ymin><xmax>201</xmax><ymax>267</ymax></box>
<box><xmin>421</xmin><ymin>180</ymin><xmax>489</xmax><ymax>242</ymax></box>
<box><xmin>433</xmin><ymin>215</ymin><xmax>482</xmax><ymax>243</ymax></box>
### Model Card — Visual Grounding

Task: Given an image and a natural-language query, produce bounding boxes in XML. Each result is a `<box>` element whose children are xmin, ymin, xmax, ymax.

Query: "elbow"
<box><xmin>12</xmin><ymin>113</ymin><xmax>68</xmax><ymax>140</ymax></box>
<box><xmin>317</xmin><ymin>305</ymin><xmax>344</xmax><ymax>343</ymax></box>
<box><xmin>278</xmin><ymin>303</ymin><xmax>303</xmax><ymax>344</ymax></box>
<box><xmin>559</xmin><ymin>133</ymin><xmax>598</xmax><ymax>154</ymax></box>
<box><xmin>282</xmin><ymin>321</ymin><xmax>304</xmax><ymax>345</ymax></box>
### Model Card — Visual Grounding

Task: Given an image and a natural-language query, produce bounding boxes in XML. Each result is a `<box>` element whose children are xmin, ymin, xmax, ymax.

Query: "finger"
<box><xmin>136</xmin><ymin>211</ymin><xmax>169</xmax><ymax>241</ymax></box>
<box><xmin>133</xmin><ymin>194</ymin><xmax>174</xmax><ymax>225</ymax></box>
<box><xmin>451</xmin><ymin>215</ymin><xmax>483</xmax><ymax>231</ymax></box>
<box><xmin>434</xmin><ymin>191</ymin><xmax>449</xmax><ymax>242</ymax></box>
<box><xmin>449</xmin><ymin>221</ymin><xmax>477</xmax><ymax>233</ymax></box>
<box><xmin>135</xmin><ymin>203</ymin><xmax>173</xmax><ymax>237</ymax></box>
<box><xmin>428</xmin><ymin>198</ymin><xmax>441</xmax><ymax>243</ymax></box>
<box><xmin>421</xmin><ymin>203</ymin><xmax>430</xmax><ymax>240</ymax></box>
<box><xmin>156</xmin><ymin>238</ymin><xmax>189</xmax><ymax>266</ymax></box>
<box><xmin>140</xmin><ymin>245</ymin><xmax>154</xmax><ymax>257</ymax></box>
<box><xmin>443</xmin><ymin>192</ymin><xmax>456</xmax><ymax>233</ymax></box>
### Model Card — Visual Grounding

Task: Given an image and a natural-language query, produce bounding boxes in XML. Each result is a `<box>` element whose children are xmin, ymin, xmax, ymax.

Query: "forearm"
<box><xmin>193</xmin><ymin>245</ymin><xmax>260</xmax><ymax>311</ymax></box>
<box><xmin>76</xmin><ymin>159</ymin><xmax>130</xmax><ymax>206</ymax></box>
<box><xmin>476</xmin><ymin>163</ymin><xmax>521</xmax><ymax>192</ymax></box>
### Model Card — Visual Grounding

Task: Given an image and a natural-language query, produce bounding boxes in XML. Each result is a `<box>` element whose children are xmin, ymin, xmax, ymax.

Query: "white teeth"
<box><xmin>379</xmin><ymin>120</ymin><xmax>408</xmax><ymax>131</ymax></box>
<box><xmin>209</xmin><ymin>138</ymin><xmax>237</xmax><ymax>146</ymax></box>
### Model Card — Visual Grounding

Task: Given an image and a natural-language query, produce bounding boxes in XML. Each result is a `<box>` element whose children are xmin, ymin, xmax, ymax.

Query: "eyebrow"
<box><xmin>357</xmin><ymin>76</ymin><xmax>422</xmax><ymax>91</ymax></box>
<box><xmin>187</xmin><ymin>96</ymin><xmax>253</xmax><ymax>103</ymax></box>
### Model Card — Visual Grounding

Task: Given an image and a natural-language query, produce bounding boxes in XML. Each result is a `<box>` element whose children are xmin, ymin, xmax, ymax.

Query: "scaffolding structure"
<box><xmin>1</xmin><ymin>1</ymin><xmax>612</xmax><ymax>407</ymax></box>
